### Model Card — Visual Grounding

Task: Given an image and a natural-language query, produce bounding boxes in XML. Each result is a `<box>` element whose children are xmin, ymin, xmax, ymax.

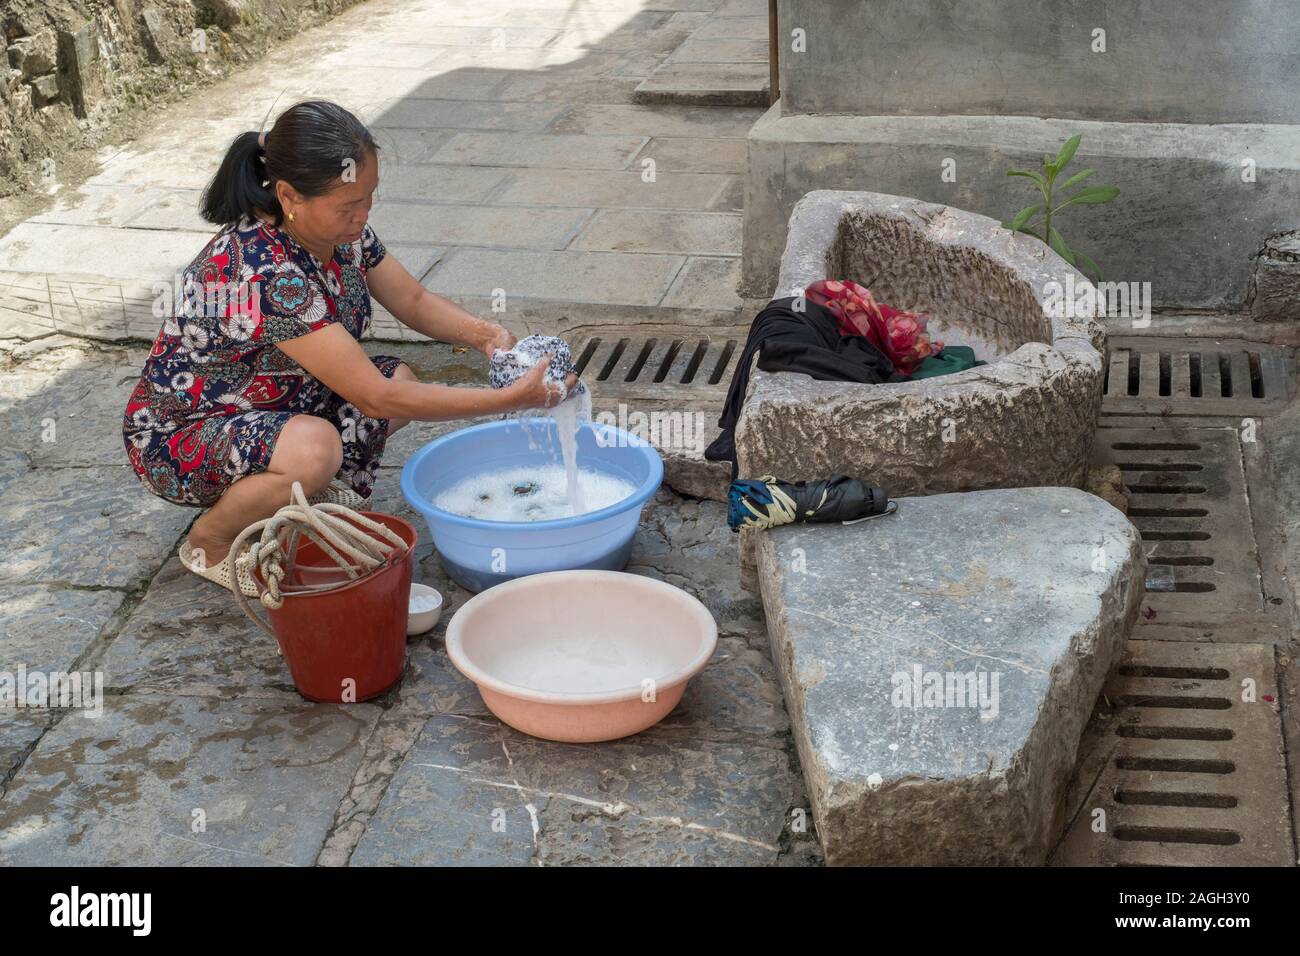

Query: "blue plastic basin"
<box><xmin>400</xmin><ymin>418</ymin><xmax>663</xmax><ymax>592</ymax></box>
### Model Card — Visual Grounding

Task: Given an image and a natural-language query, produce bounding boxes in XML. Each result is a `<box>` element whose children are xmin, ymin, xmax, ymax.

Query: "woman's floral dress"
<box><xmin>122</xmin><ymin>217</ymin><xmax>402</xmax><ymax>507</ymax></box>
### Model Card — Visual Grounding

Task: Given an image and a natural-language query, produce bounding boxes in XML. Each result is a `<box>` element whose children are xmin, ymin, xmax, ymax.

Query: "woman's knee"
<box><xmin>270</xmin><ymin>415</ymin><xmax>343</xmax><ymax>488</ymax></box>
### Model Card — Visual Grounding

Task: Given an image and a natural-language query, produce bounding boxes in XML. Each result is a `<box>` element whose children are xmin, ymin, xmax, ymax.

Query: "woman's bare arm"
<box><xmin>366</xmin><ymin>255</ymin><xmax>511</xmax><ymax>355</ymax></box>
<box><xmin>276</xmin><ymin>323</ymin><xmax>573</xmax><ymax>421</ymax></box>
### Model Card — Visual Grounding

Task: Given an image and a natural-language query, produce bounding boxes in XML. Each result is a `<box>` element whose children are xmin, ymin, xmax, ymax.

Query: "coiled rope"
<box><xmin>229</xmin><ymin>481</ymin><xmax>408</xmax><ymax>636</ymax></box>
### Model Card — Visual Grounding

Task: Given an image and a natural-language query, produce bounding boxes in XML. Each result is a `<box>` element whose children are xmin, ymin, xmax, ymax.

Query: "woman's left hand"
<box><xmin>478</xmin><ymin>323</ymin><xmax>516</xmax><ymax>359</ymax></box>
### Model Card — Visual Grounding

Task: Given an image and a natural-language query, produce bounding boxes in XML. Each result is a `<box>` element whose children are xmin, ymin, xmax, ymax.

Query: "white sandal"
<box><xmin>305</xmin><ymin>481</ymin><xmax>371</xmax><ymax>511</ymax></box>
<box><xmin>177</xmin><ymin>537</ymin><xmax>260</xmax><ymax>597</ymax></box>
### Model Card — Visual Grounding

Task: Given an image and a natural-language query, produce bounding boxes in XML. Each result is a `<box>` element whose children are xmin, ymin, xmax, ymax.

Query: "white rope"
<box><xmin>736</xmin><ymin>475</ymin><xmax>801</xmax><ymax>530</ymax></box>
<box><xmin>229</xmin><ymin>481</ymin><xmax>407</xmax><ymax>636</ymax></box>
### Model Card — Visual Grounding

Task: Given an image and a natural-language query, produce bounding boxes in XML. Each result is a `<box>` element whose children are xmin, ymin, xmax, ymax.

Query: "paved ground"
<box><xmin>0</xmin><ymin>0</ymin><xmax>768</xmax><ymax>343</ymax></box>
<box><xmin>0</xmin><ymin>0</ymin><xmax>830</xmax><ymax>865</ymax></box>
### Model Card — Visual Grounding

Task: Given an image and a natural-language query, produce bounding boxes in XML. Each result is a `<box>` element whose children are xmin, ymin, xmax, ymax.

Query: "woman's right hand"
<box><xmin>506</xmin><ymin>356</ymin><xmax>579</xmax><ymax>411</ymax></box>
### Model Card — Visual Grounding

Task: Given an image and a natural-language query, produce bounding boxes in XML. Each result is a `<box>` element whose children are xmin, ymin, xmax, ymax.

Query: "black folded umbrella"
<box><xmin>727</xmin><ymin>475</ymin><xmax>895</xmax><ymax>531</ymax></box>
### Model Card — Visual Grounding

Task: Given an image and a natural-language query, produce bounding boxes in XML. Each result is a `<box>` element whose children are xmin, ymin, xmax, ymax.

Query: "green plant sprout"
<box><xmin>1003</xmin><ymin>134</ymin><xmax>1119</xmax><ymax>282</ymax></box>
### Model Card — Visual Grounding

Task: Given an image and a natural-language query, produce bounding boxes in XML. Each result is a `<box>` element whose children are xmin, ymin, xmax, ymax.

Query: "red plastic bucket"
<box><xmin>261</xmin><ymin>511</ymin><xmax>417</xmax><ymax>703</ymax></box>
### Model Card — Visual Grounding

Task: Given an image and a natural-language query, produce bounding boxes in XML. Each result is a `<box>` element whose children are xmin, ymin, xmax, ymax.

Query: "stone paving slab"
<box><xmin>369</xmin><ymin>201</ymin><xmax>590</xmax><ymax>250</ymax></box>
<box><xmin>550</xmin><ymin>103</ymin><xmax>760</xmax><ymax>139</ymax></box>
<box><xmin>670</xmin><ymin>38</ymin><xmax>768</xmax><ymax>65</ymax></box>
<box><xmin>349</xmin><ymin>711</ymin><xmax>795</xmax><ymax>866</ymax></box>
<box><xmin>101</xmin><ymin>558</ymin><xmax>299</xmax><ymax>699</ymax></box>
<box><xmin>0</xmin><ymin>585</ymin><xmax>124</xmax><ymax>675</ymax></box>
<box><xmin>0</xmin><ymin>694</ymin><xmax>379</xmax><ymax>865</ymax></box>
<box><xmin>373</xmin><ymin>164</ymin><xmax>506</xmax><ymax>207</ymax></box>
<box><xmin>28</xmin><ymin>185</ymin><xmax>159</xmax><ymax>228</ymax></box>
<box><xmin>371</xmin><ymin>97</ymin><xmax>568</xmax><ymax>131</ymax></box>
<box><xmin>634</xmin><ymin>63</ymin><xmax>770</xmax><ymax>106</ymax></box>
<box><xmin>121</xmin><ymin>189</ymin><xmax>209</xmax><ymax>233</ymax></box>
<box><xmin>0</xmin><ymin>466</ymin><xmax>192</xmax><ymax>590</ymax></box>
<box><xmin>661</xmin><ymin>255</ymin><xmax>743</xmax><ymax>309</ymax></box>
<box><xmin>424</xmin><ymin>248</ymin><xmax>685</xmax><ymax>305</ymax></box>
<box><xmin>490</xmin><ymin>71</ymin><xmax>643</xmax><ymax>105</ymax></box>
<box><xmin>692</xmin><ymin>14</ymin><xmax>768</xmax><ymax>40</ymax></box>
<box><xmin>631</xmin><ymin>136</ymin><xmax>747</xmax><ymax>173</ymax></box>
<box><xmin>494</xmin><ymin>168</ymin><xmax>732</xmax><ymax>209</ymax></box>
<box><xmin>428</xmin><ymin>131</ymin><xmax>649</xmax><ymax>169</ymax></box>
<box><xmin>382</xmin><ymin>244</ymin><xmax>445</xmax><ymax>283</ymax></box>
<box><xmin>0</xmin><ymin>711</ymin><xmax>48</xmax><ymax>783</ymax></box>
<box><xmin>370</xmin><ymin>131</ymin><xmax>466</xmax><ymax>168</ymax></box>
<box><xmin>571</xmin><ymin>209</ymin><xmax>740</xmax><ymax>255</ymax></box>
<box><xmin>390</xmin><ymin>26</ymin><xmax>564</xmax><ymax>49</ymax></box>
<box><xmin>0</xmin><ymin>222</ymin><xmax>211</xmax><ymax>281</ymax></box>
<box><xmin>0</xmin><ymin>344</ymin><xmax>145</xmax><ymax>466</ymax></box>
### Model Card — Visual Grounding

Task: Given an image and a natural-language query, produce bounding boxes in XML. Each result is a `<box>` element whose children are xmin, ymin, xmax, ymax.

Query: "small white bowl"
<box><xmin>407</xmin><ymin>583</ymin><xmax>444</xmax><ymax>635</ymax></box>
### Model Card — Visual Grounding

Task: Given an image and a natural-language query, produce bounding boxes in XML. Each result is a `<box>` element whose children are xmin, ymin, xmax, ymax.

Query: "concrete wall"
<box><xmin>741</xmin><ymin>110</ymin><xmax>1300</xmax><ymax>310</ymax></box>
<box><xmin>777</xmin><ymin>0</ymin><xmax>1300</xmax><ymax>125</ymax></box>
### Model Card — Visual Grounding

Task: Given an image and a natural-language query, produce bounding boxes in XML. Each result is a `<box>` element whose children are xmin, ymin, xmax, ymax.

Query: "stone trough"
<box><xmin>735</xmin><ymin>190</ymin><xmax>1107</xmax><ymax>495</ymax></box>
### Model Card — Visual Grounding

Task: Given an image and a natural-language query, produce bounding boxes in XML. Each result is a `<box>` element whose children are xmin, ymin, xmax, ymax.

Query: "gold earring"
<box><xmin>288</xmin><ymin>211</ymin><xmax>296</xmax><ymax>223</ymax></box>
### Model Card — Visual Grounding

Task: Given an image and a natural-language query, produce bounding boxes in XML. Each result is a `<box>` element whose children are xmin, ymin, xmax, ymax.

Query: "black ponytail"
<box><xmin>200</xmin><ymin>100</ymin><xmax>379</xmax><ymax>226</ymax></box>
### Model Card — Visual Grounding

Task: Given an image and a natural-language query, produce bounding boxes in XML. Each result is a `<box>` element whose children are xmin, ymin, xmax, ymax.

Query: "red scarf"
<box><xmin>804</xmin><ymin>279</ymin><xmax>941</xmax><ymax>375</ymax></box>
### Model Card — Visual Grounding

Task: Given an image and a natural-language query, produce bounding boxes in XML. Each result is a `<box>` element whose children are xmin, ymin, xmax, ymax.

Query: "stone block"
<box><xmin>140</xmin><ymin>6</ymin><xmax>178</xmax><ymax>64</ymax></box>
<box><xmin>1250</xmin><ymin>231</ymin><xmax>1300</xmax><ymax>322</ymax></box>
<box><xmin>28</xmin><ymin>73</ymin><xmax>58</xmax><ymax>107</ymax></box>
<box><xmin>756</xmin><ymin>486</ymin><xmax>1146</xmax><ymax>865</ymax></box>
<box><xmin>56</xmin><ymin>20</ymin><xmax>103</xmax><ymax>118</ymax></box>
<box><xmin>7</xmin><ymin>29</ymin><xmax>57</xmax><ymax>80</ymax></box>
<box><xmin>192</xmin><ymin>0</ymin><xmax>245</xmax><ymax>31</ymax></box>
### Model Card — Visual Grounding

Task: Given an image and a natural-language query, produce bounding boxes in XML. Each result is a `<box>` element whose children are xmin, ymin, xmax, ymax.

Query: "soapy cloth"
<box><xmin>489</xmin><ymin>334</ymin><xmax>588</xmax><ymax>401</ymax></box>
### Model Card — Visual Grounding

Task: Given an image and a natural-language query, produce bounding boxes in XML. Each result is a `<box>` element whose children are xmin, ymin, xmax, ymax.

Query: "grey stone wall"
<box><xmin>741</xmin><ymin>111</ymin><xmax>1300</xmax><ymax>310</ymax></box>
<box><xmin>777</xmin><ymin>0</ymin><xmax>1300</xmax><ymax>125</ymax></box>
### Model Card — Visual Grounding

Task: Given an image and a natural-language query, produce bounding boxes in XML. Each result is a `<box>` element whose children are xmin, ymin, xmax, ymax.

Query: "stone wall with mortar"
<box><xmin>0</xmin><ymin>0</ymin><xmax>366</xmax><ymax>205</ymax></box>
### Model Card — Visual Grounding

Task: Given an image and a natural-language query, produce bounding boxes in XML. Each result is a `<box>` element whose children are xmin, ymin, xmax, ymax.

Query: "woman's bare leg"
<box><xmin>185</xmin><ymin>414</ymin><xmax>343</xmax><ymax>567</ymax></box>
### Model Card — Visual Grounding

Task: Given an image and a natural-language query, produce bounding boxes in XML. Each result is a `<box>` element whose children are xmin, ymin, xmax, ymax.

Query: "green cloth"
<box><xmin>910</xmin><ymin>345</ymin><xmax>986</xmax><ymax>380</ymax></box>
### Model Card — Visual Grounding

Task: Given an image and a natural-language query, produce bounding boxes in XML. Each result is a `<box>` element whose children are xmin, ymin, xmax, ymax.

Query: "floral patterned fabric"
<box><xmin>122</xmin><ymin>217</ymin><xmax>398</xmax><ymax>507</ymax></box>
<box><xmin>803</xmin><ymin>279</ymin><xmax>942</xmax><ymax>375</ymax></box>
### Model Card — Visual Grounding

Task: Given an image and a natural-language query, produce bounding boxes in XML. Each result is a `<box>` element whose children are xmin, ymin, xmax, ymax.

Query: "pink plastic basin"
<box><xmin>445</xmin><ymin>570</ymin><xmax>718</xmax><ymax>743</ymax></box>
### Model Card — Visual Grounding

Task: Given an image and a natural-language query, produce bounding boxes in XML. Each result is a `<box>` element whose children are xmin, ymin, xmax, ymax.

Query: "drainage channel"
<box><xmin>572</xmin><ymin>334</ymin><xmax>740</xmax><ymax>402</ymax></box>
<box><xmin>1056</xmin><ymin>335</ymin><xmax>1297</xmax><ymax>865</ymax></box>
<box><xmin>1102</xmin><ymin>336</ymin><xmax>1295</xmax><ymax>416</ymax></box>
<box><xmin>1091</xmin><ymin>426</ymin><xmax>1265</xmax><ymax>624</ymax></box>
<box><xmin>1052</xmin><ymin>641</ymin><xmax>1292</xmax><ymax>866</ymax></box>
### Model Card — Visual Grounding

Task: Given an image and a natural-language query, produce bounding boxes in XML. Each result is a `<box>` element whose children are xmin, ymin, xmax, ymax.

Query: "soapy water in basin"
<box><xmin>493</xmin><ymin>633</ymin><xmax>676</xmax><ymax>694</ymax></box>
<box><xmin>437</xmin><ymin>372</ymin><xmax>617</xmax><ymax>521</ymax></box>
<box><xmin>434</xmin><ymin>464</ymin><xmax>637</xmax><ymax>521</ymax></box>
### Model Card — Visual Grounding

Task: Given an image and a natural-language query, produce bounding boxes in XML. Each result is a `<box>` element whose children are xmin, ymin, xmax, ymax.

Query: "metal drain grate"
<box><xmin>1052</xmin><ymin>641</ymin><xmax>1292</xmax><ymax>866</ymax></box>
<box><xmin>1101</xmin><ymin>337</ymin><xmax>1294</xmax><ymax>416</ymax></box>
<box><xmin>572</xmin><ymin>336</ymin><xmax>740</xmax><ymax>389</ymax></box>
<box><xmin>1091</xmin><ymin>426</ymin><xmax>1264</xmax><ymax>622</ymax></box>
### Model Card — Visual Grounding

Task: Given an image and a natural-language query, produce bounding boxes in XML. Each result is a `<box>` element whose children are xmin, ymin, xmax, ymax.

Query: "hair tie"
<box><xmin>257</xmin><ymin>130</ymin><xmax>267</xmax><ymax>151</ymax></box>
